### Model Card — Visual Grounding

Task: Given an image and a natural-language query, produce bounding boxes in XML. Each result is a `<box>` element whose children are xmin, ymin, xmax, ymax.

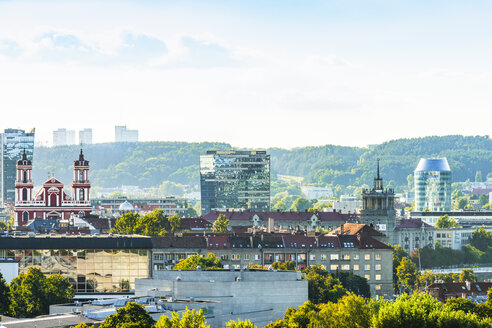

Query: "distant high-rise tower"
<box><xmin>53</xmin><ymin>128</ymin><xmax>76</xmax><ymax>146</ymax></box>
<box><xmin>414</xmin><ymin>158</ymin><xmax>452</xmax><ymax>211</ymax></box>
<box><xmin>79</xmin><ymin>128</ymin><xmax>93</xmax><ymax>145</ymax></box>
<box><xmin>0</xmin><ymin>128</ymin><xmax>35</xmax><ymax>206</ymax></box>
<box><xmin>115</xmin><ymin>125</ymin><xmax>139</xmax><ymax>142</ymax></box>
<box><xmin>200</xmin><ymin>150</ymin><xmax>270</xmax><ymax>215</ymax></box>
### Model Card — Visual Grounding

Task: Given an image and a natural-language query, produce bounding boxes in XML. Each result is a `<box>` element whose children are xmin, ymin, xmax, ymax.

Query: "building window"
<box><xmin>364</xmin><ymin>254</ymin><xmax>371</xmax><ymax>260</ymax></box>
<box><xmin>375</xmin><ymin>274</ymin><xmax>382</xmax><ymax>281</ymax></box>
<box><xmin>330</xmin><ymin>254</ymin><xmax>339</xmax><ymax>260</ymax></box>
<box><xmin>365</xmin><ymin>274</ymin><xmax>370</xmax><ymax>281</ymax></box>
<box><xmin>375</xmin><ymin>284</ymin><xmax>382</xmax><ymax>291</ymax></box>
<box><xmin>342</xmin><ymin>254</ymin><xmax>350</xmax><ymax>260</ymax></box>
<box><xmin>221</xmin><ymin>255</ymin><xmax>229</xmax><ymax>261</ymax></box>
<box><xmin>80</xmin><ymin>189</ymin><xmax>85</xmax><ymax>201</ymax></box>
<box><xmin>22</xmin><ymin>188</ymin><xmax>28</xmax><ymax>201</ymax></box>
<box><xmin>321</xmin><ymin>254</ymin><xmax>327</xmax><ymax>261</ymax></box>
<box><xmin>310</xmin><ymin>254</ymin><xmax>316</xmax><ymax>261</ymax></box>
<box><xmin>375</xmin><ymin>253</ymin><xmax>382</xmax><ymax>260</ymax></box>
<box><xmin>330</xmin><ymin>264</ymin><xmax>339</xmax><ymax>271</ymax></box>
<box><xmin>232</xmin><ymin>254</ymin><xmax>240</xmax><ymax>261</ymax></box>
<box><xmin>353</xmin><ymin>254</ymin><xmax>359</xmax><ymax>260</ymax></box>
<box><xmin>341</xmin><ymin>264</ymin><xmax>350</xmax><ymax>270</ymax></box>
<box><xmin>353</xmin><ymin>264</ymin><xmax>359</xmax><ymax>271</ymax></box>
<box><xmin>375</xmin><ymin>264</ymin><xmax>381</xmax><ymax>271</ymax></box>
<box><xmin>153</xmin><ymin>253</ymin><xmax>164</xmax><ymax>261</ymax></box>
<box><xmin>365</xmin><ymin>264</ymin><xmax>371</xmax><ymax>271</ymax></box>
<box><xmin>243</xmin><ymin>254</ymin><xmax>250</xmax><ymax>261</ymax></box>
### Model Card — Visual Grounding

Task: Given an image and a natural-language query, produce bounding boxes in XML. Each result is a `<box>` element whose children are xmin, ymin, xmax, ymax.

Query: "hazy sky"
<box><xmin>0</xmin><ymin>0</ymin><xmax>491</xmax><ymax>148</ymax></box>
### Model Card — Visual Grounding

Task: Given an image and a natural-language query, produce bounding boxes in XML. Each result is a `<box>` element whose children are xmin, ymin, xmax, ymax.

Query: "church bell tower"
<box><xmin>72</xmin><ymin>149</ymin><xmax>90</xmax><ymax>202</ymax></box>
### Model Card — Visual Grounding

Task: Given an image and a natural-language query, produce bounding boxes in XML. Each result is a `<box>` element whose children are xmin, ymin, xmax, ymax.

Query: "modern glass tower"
<box><xmin>1</xmin><ymin>128</ymin><xmax>35</xmax><ymax>207</ymax></box>
<box><xmin>414</xmin><ymin>158</ymin><xmax>452</xmax><ymax>211</ymax></box>
<box><xmin>200</xmin><ymin>150</ymin><xmax>270</xmax><ymax>215</ymax></box>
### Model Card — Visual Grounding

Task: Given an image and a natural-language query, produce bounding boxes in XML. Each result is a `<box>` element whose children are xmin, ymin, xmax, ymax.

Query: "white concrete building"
<box><xmin>301</xmin><ymin>186</ymin><xmax>333</xmax><ymax>199</ymax></box>
<box><xmin>136</xmin><ymin>270</ymin><xmax>308</xmax><ymax>328</ymax></box>
<box><xmin>53</xmin><ymin>128</ymin><xmax>76</xmax><ymax>146</ymax></box>
<box><xmin>79</xmin><ymin>128</ymin><xmax>93</xmax><ymax>145</ymax></box>
<box><xmin>332</xmin><ymin>195</ymin><xmax>362</xmax><ymax>214</ymax></box>
<box><xmin>115</xmin><ymin>125</ymin><xmax>139</xmax><ymax>142</ymax></box>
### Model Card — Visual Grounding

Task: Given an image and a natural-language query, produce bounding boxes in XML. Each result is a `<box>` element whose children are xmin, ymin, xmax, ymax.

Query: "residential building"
<box><xmin>426</xmin><ymin>281</ymin><xmax>492</xmax><ymax>302</ymax></box>
<box><xmin>53</xmin><ymin>128</ymin><xmax>76</xmax><ymax>146</ymax></box>
<box><xmin>14</xmin><ymin>150</ymin><xmax>91</xmax><ymax>225</ymax></box>
<box><xmin>414</xmin><ymin>158</ymin><xmax>452</xmax><ymax>211</ymax></box>
<box><xmin>202</xmin><ymin>210</ymin><xmax>357</xmax><ymax>232</ymax></box>
<box><xmin>0</xmin><ymin>235</ymin><xmax>152</xmax><ymax>294</ymax></box>
<box><xmin>136</xmin><ymin>270</ymin><xmax>308</xmax><ymax>328</ymax></box>
<box><xmin>200</xmin><ymin>150</ymin><xmax>270</xmax><ymax>215</ymax></box>
<box><xmin>410</xmin><ymin>210</ymin><xmax>492</xmax><ymax>227</ymax></box>
<box><xmin>115</xmin><ymin>125</ymin><xmax>139</xmax><ymax>142</ymax></box>
<box><xmin>359</xmin><ymin>160</ymin><xmax>397</xmax><ymax>244</ymax></box>
<box><xmin>333</xmin><ymin>195</ymin><xmax>363</xmax><ymax>214</ymax></box>
<box><xmin>0</xmin><ymin>128</ymin><xmax>35</xmax><ymax>206</ymax></box>
<box><xmin>151</xmin><ymin>223</ymin><xmax>393</xmax><ymax>297</ymax></box>
<box><xmin>79</xmin><ymin>128</ymin><xmax>93</xmax><ymax>145</ymax></box>
<box><xmin>394</xmin><ymin>218</ymin><xmax>435</xmax><ymax>254</ymax></box>
<box><xmin>301</xmin><ymin>186</ymin><xmax>333</xmax><ymax>199</ymax></box>
<box><xmin>434</xmin><ymin>226</ymin><xmax>492</xmax><ymax>250</ymax></box>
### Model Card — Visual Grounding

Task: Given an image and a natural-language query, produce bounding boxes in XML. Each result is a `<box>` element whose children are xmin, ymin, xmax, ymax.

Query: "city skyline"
<box><xmin>0</xmin><ymin>0</ymin><xmax>491</xmax><ymax>148</ymax></box>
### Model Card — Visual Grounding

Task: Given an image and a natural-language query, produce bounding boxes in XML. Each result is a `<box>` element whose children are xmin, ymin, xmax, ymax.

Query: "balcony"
<box><xmin>62</xmin><ymin>201</ymin><xmax>91</xmax><ymax>206</ymax></box>
<box><xmin>15</xmin><ymin>200</ymin><xmax>45</xmax><ymax>206</ymax></box>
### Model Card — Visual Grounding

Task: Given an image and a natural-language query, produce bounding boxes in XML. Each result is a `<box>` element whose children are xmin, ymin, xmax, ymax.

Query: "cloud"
<box><xmin>160</xmin><ymin>36</ymin><xmax>242</xmax><ymax>68</ymax></box>
<box><xmin>0</xmin><ymin>39</ymin><xmax>22</xmax><ymax>58</ymax></box>
<box><xmin>118</xmin><ymin>32</ymin><xmax>168</xmax><ymax>62</ymax></box>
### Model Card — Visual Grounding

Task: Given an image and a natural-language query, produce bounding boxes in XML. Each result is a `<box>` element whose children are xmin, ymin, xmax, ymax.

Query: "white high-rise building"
<box><xmin>53</xmin><ymin>129</ymin><xmax>76</xmax><ymax>146</ymax></box>
<box><xmin>79</xmin><ymin>128</ymin><xmax>93</xmax><ymax>145</ymax></box>
<box><xmin>115</xmin><ymin>125</ymin><xmax>139</xmax><ymax>142</ymax></box>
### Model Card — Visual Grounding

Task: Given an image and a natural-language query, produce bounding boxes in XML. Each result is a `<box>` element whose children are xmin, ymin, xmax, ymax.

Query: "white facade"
<box><xmin>115</xmin><ymin>125</ymin><xmax>139</xmax><ymax>142</ymax></box>
<box><xmin>53</xmin><ymin>128</ymin><xmax>76</xmax><ymax>146</ymax></box>
<box><xmin>332</xmin><ymin>195</ymin><xmax>362</xmax><ymax>214</ymax></box>
<box><xmin>0</xmin><ymin>260</ymin><xmax>18</xmax><ymax>283</ymax></box>
<box><xmin>435</xmin><ymin>227</ymin><xmax>492</xmax><ymax>250</ymax></box>
<box><xmin>301</xmin><ymin>186</ymin><xmax>333</xmax><ymax>199</ymax></box>
<box><xmin>79</xmin><ymin>128</ymin><xmax>93</xmax><ymax>145</ymax></box>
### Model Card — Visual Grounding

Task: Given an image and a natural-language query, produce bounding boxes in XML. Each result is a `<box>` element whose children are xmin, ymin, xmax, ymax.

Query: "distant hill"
<box><xmin>31</xmin><ymin>135</ymin><xmax>491</xmax><ymax>191</ymax></box>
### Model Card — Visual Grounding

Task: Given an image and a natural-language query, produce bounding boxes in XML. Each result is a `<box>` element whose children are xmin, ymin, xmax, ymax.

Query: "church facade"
<box><xmin>14</xmin><ymin>150</ymin><xmax>91</xmax><ymax>226</ymax></box>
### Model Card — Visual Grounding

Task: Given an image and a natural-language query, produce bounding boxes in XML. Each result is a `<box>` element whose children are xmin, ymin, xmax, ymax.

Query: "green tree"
<box><xmin>392</xmin><ymin>245</ymin><xmax>410</xmax><ymax>289</ymax></box>
<box><xmin>8</xmin><ymin>267</ymin><xmax>73</xmax><ymax>318</ymax></box>
<box><xmin>99</xmin><ymin>302</ymin><xmax>155</xmax><ymax>328</ymax></box>
<box><xmin>396</xmin><ymin>257</ymin><xmax>418</xmax><ymax>292</ymax></box>
<box><xmin>212</xmin><ymin>214</ymin><xmax>230</xmax><ymax>233</ymax></box>
<box><xmin>316</xmin><ymin>293</ymin><xmax>375</xmax><ymax>328</ymax></box>
<box><xmin>70</xmin><ymin>323</ymin><xmax>95</xmax><ymax>328</ymax></box>
<box><xmin>272</xmin><ymin>200</ymin><xmax>287</xmax><ymax>211</ymax></box>
<box><xmin>0</xmin><ymin>272</ymin><xmax>9</xmax><ymax>315</ymax></box>
<box><xmin>479</xmin><ymin>194</ymin><xmax>489</xmax><ymax>206</ymax></box>
<box><xmin>303</xmin><ymin>265</ymin><xmax>347</xmax><ymax>304</ymax></box>
<box><xmin>456</xmin><ymin>197</ymin><xmax>469</xmax><ymax>210</ymax></box>
<box><xmin>470</xmin><ymin>228</ymin><xmax>492</xmax><ymax>252</ymax></box>
<box><xmin>156</xmin><ymin>308</ymin><xmax>209</xmax><ymax>328</ymax></box>
<box><xmin>289</xmin><ymin>197</ymin><xmax>312</xmax><ymax>212</ymax></box>
<box><xmin>168</xmin><ymin>215</ymin><xmax>182</xmax><ymax>233</ymax></box>
<box><xmin>459</xmin><ymin>269</ymin><xmax>477</xmax><ymax>282</ymax></box>
<box><xmin>136</xmin><ymin>209</ymin><xmax>168</xmax><ymax>236</ymax></box>
<box><xmin>476</xmin><ymin>171</ymin><xmax>483</xmax><ymax>182</ymax></box>
<box><xmin>226</xmin><ymin>319</ymin><xmax>257</xmax><ymax>328</ymax></box>
<box><xmin>174</xmin><ymin>253</ymin><xmax>223</xmax><ymax>270</ymax></box>
<box><xmin>435</xmin><ymin>214</ymin><xmax>458</xmax><ymax>228</ymax></box>
<box><xmin>111</xmin><ymin>212</ymin><xmax>141</xmax><ymax>235</ymax></box>
<box><xmin>271</xmin><ymin>261</ymin><xmax>296</xmax><ymax>271</ymax></box>
<box><xmin>334</xmin><ymin>271</ymin><xmax>371</xmax><ymax>299</ymax></box>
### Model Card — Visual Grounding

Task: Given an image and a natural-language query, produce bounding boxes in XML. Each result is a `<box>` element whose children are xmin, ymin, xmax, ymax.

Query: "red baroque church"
<box><xmin>14</xmin><ymin>149</ymin><xmax>91</xmax><ymax>226</ymax></box>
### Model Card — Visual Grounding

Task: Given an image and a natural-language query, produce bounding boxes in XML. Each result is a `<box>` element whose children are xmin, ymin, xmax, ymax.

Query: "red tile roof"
<box><xmin>395</xmin><ymin>218</ymin><xmax>433</xmax><ymax>229</ymax></box>
<box><xmin>202</xmin><ymin>211</ymin><xmax>358</xmax><ymax>223</ymax></box>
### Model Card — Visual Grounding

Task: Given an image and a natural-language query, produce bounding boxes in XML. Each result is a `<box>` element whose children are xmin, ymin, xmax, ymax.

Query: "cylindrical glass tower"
<box><xmin>414</xmin><ymin>158</ymin><xmax>452</xmax><ymax>211</ymax></box>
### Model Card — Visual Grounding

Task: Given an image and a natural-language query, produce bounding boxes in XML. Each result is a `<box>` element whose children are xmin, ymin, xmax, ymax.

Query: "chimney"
<box><xmin>466</xmin><ymin>281</ymin><xmax>472</xmax><ymax>291</ymax></box>
<box><xmin>268</xmin><ymin>217</ymin><xmax>274</xmax><ymax>233</ymax></box>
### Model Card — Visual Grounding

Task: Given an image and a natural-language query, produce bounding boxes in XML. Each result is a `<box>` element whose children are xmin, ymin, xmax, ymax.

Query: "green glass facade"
<box><xmin>200</xmin><ymin>150</ymin><xmax>270</xmax><ymax>214</ymax></box>
<box><xmin>414</xmin><ymin>158</ymin><xmax>452</xmax><ymax>212</ymax></box>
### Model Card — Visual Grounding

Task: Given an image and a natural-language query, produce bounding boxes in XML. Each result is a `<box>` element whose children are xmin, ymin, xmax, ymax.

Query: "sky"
<box><xmin>0</xmin><ymin>0</ymin><xmax>491</xmax><ymax>149</ymax></box>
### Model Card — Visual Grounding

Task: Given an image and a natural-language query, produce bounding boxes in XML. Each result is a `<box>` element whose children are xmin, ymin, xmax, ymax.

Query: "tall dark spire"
<box><xmin>79</xmin><ymin>148</ymin><xmax>84</xmax><ymax>161</ymax></box>
<box><xmin>373</xmin><ymin>159</ymin><xmax>383</xmax><ymax>191</ymax></box>
<box><xmin>377</xmin><ymin>158</ymin><xmax>380</xmax><ymax>180</ymax></box>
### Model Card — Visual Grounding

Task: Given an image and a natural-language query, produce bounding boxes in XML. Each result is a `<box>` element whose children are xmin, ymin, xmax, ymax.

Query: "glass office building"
<box><xmin>0</xmin><ymin>236</ymin><xmax>152</xmax><ymax>293</ymax></box>
<box><xmin>200</xmin><ymin>150</ymin><xmax>270</xmax><ymax>215</ymax></box>
<box><xmin>1</xmin><ymin>128</ymin><xmax>35</xmax><ymax>206</ymax></box>
<box><xmin>414</xmin><ymin>158</ymin><xmax>452</xmax><ymax>212</ymax></box>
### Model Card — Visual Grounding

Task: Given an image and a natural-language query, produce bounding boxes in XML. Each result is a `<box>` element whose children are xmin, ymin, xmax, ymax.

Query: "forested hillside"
<box><xmin>31</xmin><ymin>135</ymin><xmax>491</xmax><ymax>191</ymax></box>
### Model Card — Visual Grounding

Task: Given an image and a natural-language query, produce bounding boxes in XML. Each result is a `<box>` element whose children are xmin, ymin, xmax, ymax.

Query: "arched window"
<box><xmin>22</xmin><ymin>212</ymin><xmax>28</xmax><ymax>222</ymax></box>
<box><xmin>79</xmin><ymin>189</ymin><xmax>85</xmax><ymax>201</ymax></box>
<box><xmin>23</xmin><ymin>171</ymin><xmax>27</xmax><ymax>183</ymax></box>
<box><xmin>79</xmin><ymin>171</ymin><xmax>84</xmax><ymax>182</ymax></box>
<box><xmin>22</xmin><ymin>188</ymin><xmax>28</xmax><ymax>201</ymax></box>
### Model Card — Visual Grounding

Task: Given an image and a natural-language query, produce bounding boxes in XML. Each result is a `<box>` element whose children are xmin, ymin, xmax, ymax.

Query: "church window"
<box><xmin>80</xmin><ymin>171</ymin><xmax>84</xmax><ymax>182</ymax></box>
<box><xmin>22</xmin><ymin>212</ymin><xmax>28</xmax><ymax>222</ymax></box>
<box><xmin>23</xmin><ymin>171</ymin><xmax>27</xmax><ymax>183</ymax></box>
<box><xmin>79</xmin><ymin>189</ymin><xmax>85</xmax><ymax>201</ymax></box>
<box><xmin>22</xmin><ymin>188</ymin><xmax>28</xmax><ymax>201</ymax></box>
